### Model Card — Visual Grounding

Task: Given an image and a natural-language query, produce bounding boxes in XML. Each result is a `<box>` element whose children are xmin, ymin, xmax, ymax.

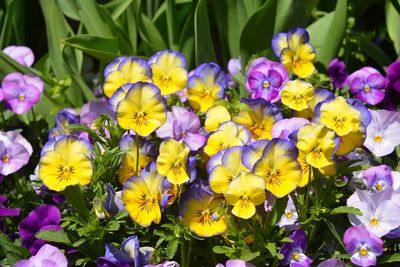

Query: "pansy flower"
<box><xmin>156</xmin><ymin>106</ymin><xmax>206</xmax><ymax>151</ymax></box>
<box><xmin>347</xmin><ymin>67</ymin><xmax>386</xmax><ymax>105</ymax></box>
<box><xmin>116</xmin><ymin>82</ymin><xmax>167</xmax><ymax>137</ymax></box>
<box><xmin>1</xmin><ymin>72</ymin><xmax>44</xmax><ymax>114</ymax></box>
<box><xmin>253</xmin><ymin>139</ymin><xmax>301</xmax><ymax>197</ymax></box>
<box><xmin>280</xmin><ymin>80</ymin><xmax>315</xmax><ymax>111</ymax></box>
<box><xmin>209</xmin><ymin>146</ymin><xmax>249</xmax><ymax>194</ymax></box>
<box><xmin>364</xmin><ymin>109</ymin><xmax>400</xmax><ymax>157</ymax></box>
<box><xmin>0</xmin><ymin>130</ymin><xmax>32</xmax><ymax>176</ymax></box>
<box><xmin>216</xmin><ymin>259</ymin><xmax>256</xmax><ymax>267</ymax></box>
<box><xmin>180</xmin><ymin>194</ymin><xmax>227</xmax><ymax>237</ymax></box>
<box><xmin>156</xmin><ymin>139</ymin><xmax>190</xmax><ymax>185</ymax></box>
<box><xmin>122</xmin><ymin>166</ymin><xmax>165</xmax><ymax>227</ymax></box>
<box><xmin>204</xmin><ymin>121</ymin><xmax>250</xmax><ymax>157</ymax></box>
<box><xmin>294</xmin><ymin>88</ymin><xmax>334</xmax><ymax>121</ymax></box>
<box><xmin>19</xmin><ymin>204</ymin><xmax>62</xmax><ymax>254</ymax></box>
<box><xmin>317</xmin><ymin>258</ymin><xmax>346</xmax><ymax>267</ymax></box>
<box><xmin>233</xmin><ymin>98</ymin><xmax>283</xmax><ymax>140</ymax></box>
<box><xmin>224</xmin><ymin>172</ymin><xmax>266</xmax><ymax>219</ymax></box>
<box><xmin>280</xmin><ymin>229</ymin><xmax>313</xmax><ymax>267</ymax></box>
<box><xmin>277</xmin><ymin>196</ymin><xmax>298</xmax><ymax>228</ymax></box>
<box><xmin>148</xmin><ymin>50</ymin><xmax>188</xmax><ymax>95</ymax></box>
<box><xmin>118</xmin><ymin>134</ymin><xmax>155</xmax><ymax>184</ymax></box>
<box><xmin>80</xmin><ymin>98</ymin><xmax>115</xmax><ymax>125</ymax></box>
<box><xmin>245</xmin><ymin>57</ymin><xmax>288</xmax><ymax>102</ymax></box>
<box><xmin>3</xmin><ymin>45</ymin><xmax>35</xmax><ymax>67</ymax></box>
<box><xmin>328</xmin><ymin>58</ymin><xmax>348</xmax><ymax>88</ymax></box>
<box><xmin>343</xmin><ymin>226</ymin><xmax>383</xmax><ymax>267</ymax></box>
<box><xmin>0</xmin><ymin>194</ymin><xmax>21</xmax><ymax>217</ymax></box>
<box><xmin>39</xmin><ymin>136</ymin><xmax>93</xmax><ymax>191</ymax></box>
<box><xmin>240</xmin><ymin>139</ymin><xmax>269</xmax><ymax>171</ymax></box>
<box><xmin>187</xmin><ymin>63</ymin><xmax>227</xmax><ymax>113</ymax></box>
<box><xmin>271</xmin><ymin>118</ymin><xmax>309</xmax><ymax>140</ymax></box>
<box><xmin>204</xmin><ymin>105</ymin><xmax>231</xmax><ymax>132</ymax></box>
<box><xmin>49</xmin><ymin>108</ymin><xmax>79</xmax><ymax>138</ymax></box>
<box><xmin>14</xmin><ymin>244</ymin><xmax>67</xmax><ymax>267</ymax></box>
<box><xmin>103</xmin><ymin>57</ymin><xmax>152</xmax><ymax>97</ymax></box>
<box><xmin>272</xmin><ymin>28</ymin><xmax>316</xmax><ymax>78</ymax></box>
<box><xmin>362</xmin><ymin>165</ymin><xmax>393</xmax><ymax>192</ymax></box>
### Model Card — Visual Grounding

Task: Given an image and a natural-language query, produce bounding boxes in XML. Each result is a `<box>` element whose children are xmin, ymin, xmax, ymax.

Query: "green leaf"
<box><xmin>76</xmin><ymin>0</ymin><xmax>113</xmax><ymax>37</ymax></box>
<box><xmin>56</xmin><ymin>0</ymin><xmax>80</xmax><ymax>20</ymax></box>
<box><xmin>360</xmin><ymin>40</ymin><xmax>392</xmax><ymax>67</ymax></box>
<box><xmin>329</xmin><ymin>206</ymin><xmax>362</xmax><ymax>216</ymax></box>
<box><xmin>103</xmin><ymin>0</ymin><xmax>134</xmax><ymax>20</ymax></box>
<box><xmin>309</xmin><ymin>0</ymin><xmax>347</xmax><ymax>67</ymax></box>
<box><xmin>274</xmin><ymin>0</ymin><xmax>317</xmax><ymax>34</ymax></box>
<box><xmin>61</xmin><ymin>35</ymin><xmax>120</xmax><ymax>61</ymax></box>
<box><xmin>0</xmin><ymin>233</ymin><xmax>30</xmax><ymax>265</ymax></box>
<box><xmin>137</xmin><ymin>11</ymin><xmax>167</xmax><ymax>53</ymax></box>
<box><xmin>390</xmin><ymin>0</ymin><xmax>400</xmax><ymax>14</ymax></box>
<box><xmin>380</xmin><ymin>253</ymin><xmax>400</xmax><ymax>264</ymax></box>
<box><xmin>240</xmin><ymin>246</ymin><xmax>260</xmax><ymax>261</ymax></box>
<box><xmin>166</xmin><ymin>239</ymin><xmax>179</xmax><ymax>258</ymax></box>
<box><xmin>194</xmin><ymin>0</ymin><xmax>216</xmax><ymax>64</ymax></box>
<box><xmin>0</xmin><ymin>0</ymin><xmax>16</xmax><ymax>47</ymax></box>
<box><xmin>240</xmin><ymin>0</ymin><xmax>278</xmax><ymax>66</ymax></box>
<box><xmin>35</xmin><ymin>230</ymin><xmax>72</xmax><ymax>246</ymax></box>
<box><xmin>324</xmin><ymin>220</ymin><xmax>346</xmax><ymax>251</ymax></box>
<box><xmin>265</xmin><ymin>243</ymin><xmax>284</xmax><ymax>260</ymax></box>
<box><xmin>386</xmin><ymin>0</ymin><xmax>400</xmax><ymax>55</ymax></box>
<box><xmin>213</xmin><ymin>245</ymin><xmax>235</xmax><ymax>255</ymax></box>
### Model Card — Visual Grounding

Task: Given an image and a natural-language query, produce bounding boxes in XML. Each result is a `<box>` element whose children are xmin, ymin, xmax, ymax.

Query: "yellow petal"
<box><xmin>231</xmin><ymin>199</ymin><xmax>256</xmax><ymax>219</ymax></box>
<box><xmin>205</xmin><ymin>105</ymin><xmax>231</xmax><ymax>132</ymax></box>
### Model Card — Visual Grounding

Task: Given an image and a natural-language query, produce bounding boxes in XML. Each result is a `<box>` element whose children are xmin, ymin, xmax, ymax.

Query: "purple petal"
<box><xmin>182</xmin><ymin>132</ymin><xmax>206</xmax><ymax>151</ymax></box>
<box><xmin>3</xmin><ymin>46</ymin><xmax>34</xmax><ymax>67</ymax></box>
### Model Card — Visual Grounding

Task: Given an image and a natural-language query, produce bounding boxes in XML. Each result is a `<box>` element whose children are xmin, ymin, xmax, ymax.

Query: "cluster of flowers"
<box><xmin>0</xmin><ymin>46</ymin><xmax>44</xmax><ymax>114</ymax></box>
<box><xmin>2</xmin><ymin>27</ymin><xmax>400</xmax><ymax>266</ymax></box>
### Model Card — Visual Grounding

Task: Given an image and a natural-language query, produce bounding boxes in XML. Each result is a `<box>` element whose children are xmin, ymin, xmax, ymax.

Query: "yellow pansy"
<box><xmin>281</xmin><ymin>80</ymin><xmax>315</xmax><ymax>111</ymax></box>
<box><xmin>205</xmin><ymin>105</ymin><xmax>231</xmax><ymax>132</ymax></box>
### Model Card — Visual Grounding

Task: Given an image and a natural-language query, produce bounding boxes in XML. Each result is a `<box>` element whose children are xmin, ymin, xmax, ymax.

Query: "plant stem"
<box><xmin>186</xmin><ymin>241</ymin><xmax>192</xmax><ymax>267</ymax></box>
<box><xmin>304</xmin><ymin>167</ymin><xmax>313</xmax><ymax>220</ymax></box>
<box><xmin>31</xmin><ymin>108</ymin><xmax>37</xmax><ymax>122</ymax></box>
<box><xmin>208</xmin><ymin>239</ymin><xmax>217</xmax><ymax>266</ymax></box>
<box><xmin>63</xmin><ymin>185</ymin><xmax>90</xmax><ymax>220</ymax></box>
<box><xmin>135</xmin><ymin>134</ymin><xmax>140</xmax><ymax>175</ymax></box>
<box><xmin>180</xmin><ymin>241</ymin><xmax>187</xmax><ymax>267</ymax></box>
<box><xmin>0</xmin><ymin>110</ymin><xmax>5</xmax><ymax>128</ymax></box>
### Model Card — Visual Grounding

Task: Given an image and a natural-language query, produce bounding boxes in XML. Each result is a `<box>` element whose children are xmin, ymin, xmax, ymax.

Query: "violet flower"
<box><xmin>145</xmin><ymin>261</ymin><xmax>180</xmax><ymax>267</ymax></box>
<box><xmin>347</xmin><ymin>67</ymin><xmax>386</xmax><ymax>105</ymax></box>
<box><xmin>0</xmin><ymin>130</ymin><xmax>32</xmax><ymax>176</ymax></box>
<box><xmin>3</xmin><ymin>45</ymin><xmax>35</xmax><ymax>67</ymax></box>
<box><xmin>363</xmin><ymin>109</ymin><xmax>400</xmax><ymax>157</ymax></box>
<box><xmin>14</xmin><ymin>244</ymin><xmax>68</xmax><ymax>267</ymax></box>
<box><xmin>362</xmin><ymin>165</ymin><xmax>393</xmax><ymax>192</ymax></box>
<box><xmin>343</xmin><ymin>226</ymin><xmax>383</xmax><ymax>267</ymax></box>
<box><xmin>215</xmin><ymin>259</ymin><xmax>255</xmax><ymax>267</ymax></box>
<box><xmin>19</xmin><ymin>204</ymin><xmax>62</xmax><ymax>254</ymax></box>
<box><xmin>328</xmin><ymin>58</ymin><xmax>348</xmax><ymax>88</ymax></box>
<box><xmin>347</xmin><ymin>188</ymin><xmax>400</xmax><ymax>237</ymax></box>
<box><xmin>0</xmin><ymin>194</ymin><xmax>21</xmax><ymax>217</ymax></box>
<box><xmin>80</xmin><ymin>98</ymin><xmax>115</xmax><ymax>125</ymax></box>
<box><xmin>383</xmin><ymin>60</ymin><xmax>400</xmax><ymax>111</ymax></box>
<box><xmin>277</xmin><ymin>196</ymin><xmax>299</xmax><ymax>229</ymax></box>
<box><xmin>1</xmin><ymin>72</ymin><xmax>44</xmax><ymax>114</ymax></box>
<box><xmin>271</xmin><ymin>118</ymin><xmax>309</xmax><ymax>140</ymax></box>
<box><xmin>245</xmin><ymin>57</ymin><xmax>288</xmax><ymax>102</ymax></box>
<box><xmin>317</xmin><ymin>258</ymin><xmax>346</xmax><ymax>267</ymax></box>
<box><xmin>156</xmin><ymin>106</ymin><xmax>206</xmax><ymax>151</ymax></box>
<box><xmin>280</xmin><ymin>229</ymin><xmax>313</xmax><ymax>267</ymax></box>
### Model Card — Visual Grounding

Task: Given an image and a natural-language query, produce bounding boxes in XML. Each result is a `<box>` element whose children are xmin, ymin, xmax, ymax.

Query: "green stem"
<box><xmin>63</xmin><ymin>185</ymin><xmax>91</xmax><ymax>220</ymax></box>
<box><xmin>31</xmin><ymin>108</ymin><xmax>37</xmax><ymax>122</ymax></box>
<box><xmin>135</xmin><ymin>134</ymin><xmax>140</xmax><ymax>176</ymax></box>
<box><xmin>180</xmin><ymin>241</ymin><xmax>187</xmax><ymax>267</ymax></box>
<box><xmin>0</xmin><ymin>110</ymin><xmax>5</xmax><ymax>128</ymax></box>
<box><xmin>208</xmin><ymin>239</ymin><xmax>217</xmax><ymax>266</ymax></box>
<box><xmin>303</xmin><ymin>168</ymin><xmax>313</xmax><ymax>220</ymax></box>
<box><xmin>186</xmin><ymin>241</ymin><xmax>192</xmax><ymax>267</ymax></box>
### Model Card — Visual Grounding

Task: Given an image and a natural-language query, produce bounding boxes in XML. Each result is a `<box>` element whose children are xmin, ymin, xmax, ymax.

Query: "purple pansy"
<box><xmin>0</xmin><ymin>130</ymin><xmax>32</xmax><ymax>176</ymax></box>
<box><xmin>362</xmin><ymin>165</ymin><xmax>393</xmax><ymax>192</ymax></box>
<box><xmin>3</xmin><ymin>45</ymin><xmax>35</xmax><ymax>67</ymax></box>
<box><xmin>1</xmin><ymin>72</ymin><xmax>44</xmax><ymax>114</ymax></box>
<box><xmin>317</xmin><ymin>258</ymin><xmax>346</xmax><ymax>267</ymax></box>
<box><xmin>156</xmin><ymin>106</ymin><xmax>206</xmax><ymax>151</ymax></box>
<box><xmin>271</xmin><ymin>118</ymin><xmax>309</xmax><ymax>140</ymax></box>
<box><xmin>245</xmin><ymin>57</ymin><xmax>288</xmax><ymax>102</ymax></box>
<box><xmin>343</xmin><ymin>226</ymin><xmax>383</xmax><ymax>267</ymax></box>
<box><xmin>347</xmin><ymin>67</ymin><xmax>386</xmax><ymax>105</ymax></box>
<box><xmin>80</xmin><ymin>98</ymin><xmax>115</xmax><ymax>125</ymax></box>
<box><xmin>0</xmin><ymin>194</ymin><xmax>21</xmax><ymax>217</ymax></box>
<box><xmin>14</xmin><ymin>244</ymin><xmax>68</xmax><ymax>267</ymax></box>
<box><xmin>280</xmin><ymin>229</ymin><xmax>313</xmax><ymax>267</ymax></box>
<box><xmin>215</xmin><ymin>259</ymin><xmax>255</xmax><ymax>267</ymax></box>
<box><xmin>383</xmin><ymin>60</ymin><xmax>400</xmax><ymax>111</ymax></box>
<box><xmin>19</xmin><ymin>204</ymin><xmax>62</xmax><ymax>255</ymax></box>
<box><xmin>328</xmin><ymin>58</ymin><xmax>348</xmax><ymax>88</ymax></box>
<box><xmin>145</xmin><ymin>261</ymin><xmax>180</xmax><ymax>267</ymax></box>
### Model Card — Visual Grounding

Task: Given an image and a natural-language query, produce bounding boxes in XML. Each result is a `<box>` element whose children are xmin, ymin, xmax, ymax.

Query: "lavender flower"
<box><xmin>317</xmin><ymin>258</ymin><xmax>346</xmax><ymax>267</ymax></box>
<box><xmin>343</xmin><ymin>226</ymin><xmax>383</xmax><ymax>267</ymax></box>
<box><xmin>271</xmin><ymin>118</ymin><xmax>309</xmax><ymax>140</ymax></box>
<box><xmin>3</xmin><ymin>45</ymin><xmax>35</xmax><ymax>67</ymax></box>
<box><xmin>362</xmin><ymin>165</ymin><xmax>393</xmax><ymax>192</ymax></box>
<box><xmin>347</xmin><ymin>67</ymin><xmax>386</xmax><ymax>105</ymax></box>
<box><xmin>0</xmin><ymin>194</ymin><xmax>21</xmax><ymax>217</ymax></box>
<box><xmin>156</xmin><ymin>106</ymin><xmax>206</xmax><ymax>151</ymax></box>
<box><xmin>80</xmin><ymin>98</ymin><xmax>115</xmax><ymax>125</ymax></box>
<box><xmin>347</xmin><ymin>189</ymin><xmax>400</xmax><ymax>237</ymax></box>
<box><xmin>277</xmin><ymin>196</ymin><xmax>299</xmax><ymax>229</ymax></box>
<box><xmin>14</xmin><ymin>244</ymin><xmax>68</xmax><ymax>267</ymax></box>
<box><xmin>19</xmin><ymin>204</ymin><xmax>62</xmax><ymax>254</ymax></box>
<box><xmin>328</xmin><ymin>58</ymin><xmax>348</xmax><ymax>88</ymax></box>
<box><xmin>245</xmin><ymin>57</ymin><xmax>288</xmax><ymax>102</ymax></box>
<box><xmin>145</xmin><ymin>261</ymin><xmax>180</xmax><ymax>267</ymax></box>
<box><xmin>363</xmin><ymin>109</ymin><xmax>400</xmax><ymax>157</ymax></box>
<box><xmin>383</xmin><ymin>60</ymin><xmax>400</xmax><ymax>111</ymax></box>
<box><xmin>1</xmin><ymin>72</ymin><xmax>44</xmax><ymax>114</ymax></box>
<box><xmin>215</xmin><ymin>260</ymin><xmax>255</xmax><ymax>267</ymax></box>
<box><xmin>280</xmin><ymin>229</ymin><xmax>313</xmax><ymax>267</ymax></box>
<box><xmin>0</xmin><ymin>130</ymin><xmax>32</xmax><ymax>176</ymax></box>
